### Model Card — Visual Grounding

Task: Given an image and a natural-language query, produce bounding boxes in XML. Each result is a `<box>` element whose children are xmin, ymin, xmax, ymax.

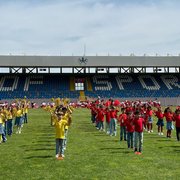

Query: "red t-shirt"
<box><xmin>97</xmin><ymin>109</ymin><xmax>105</xmax><ymax>122</ymax></box>
<box><xmin>105</xmin><ymin>111</ymin><xmax>111</xmax><ymax>123</ymax></box>
<box><xmin>119</xmin><ymin>113</ymin><xmax>127</xmax><ymax>126</ymax></box>
<box><xmin>110</xmin><ymin>110</ymin><xmax>118</xmax><ymax>119</ymax></box>
<box><xmin>164</xmin><ymin>112</ymin><xmax>173</xmax><ymax>122</ymax></box>
<box><xmin>125</xmin><ymin>118</ymin><xmax>134</xmax><ymax>132</ymax></box>
<box><xmin>155</xmin><ymin>111</ymin><xmax>164</xmax><ymax>119</ymax></box>
<box><xmin>133</xmin><ymin>117</ymin><xmax>144</xmax><ymax>133</ymax></box>
<box><xmin>146</xmin><ymin>109</ymin><xmax>153</xmax><ymax>117</ymax></box>
<box><xmin>173</xmin><ymin>114</ymin><xmax>180</xmax><ymax>127</ymax></box>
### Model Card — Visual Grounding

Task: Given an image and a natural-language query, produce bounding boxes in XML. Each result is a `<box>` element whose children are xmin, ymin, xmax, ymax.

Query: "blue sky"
<box><xmin>0</xmin><ymin>0</ymin><xmax>180</xmax><ymax>56</ymax></box>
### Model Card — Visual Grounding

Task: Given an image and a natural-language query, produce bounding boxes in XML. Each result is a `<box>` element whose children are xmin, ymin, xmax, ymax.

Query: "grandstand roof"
<box><xmin>0</xmin><ymin>55</ymin><xmax>179</xmax><ymax>67</ymax></box>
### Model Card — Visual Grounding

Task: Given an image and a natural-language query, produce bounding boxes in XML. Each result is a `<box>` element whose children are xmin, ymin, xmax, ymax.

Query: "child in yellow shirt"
<box><xmin>52</xmin><ymin>107</ymin><xmax>71</xmax><ymax>160</ymax></box>
<box><xmin>0</xmin><ymin>108</ymin><xmax>6</xmax><ymax>143</ymax></box>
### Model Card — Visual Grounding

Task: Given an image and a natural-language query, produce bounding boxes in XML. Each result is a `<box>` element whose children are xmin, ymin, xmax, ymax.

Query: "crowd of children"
<box><xmin>0</xmin><ymin>99</ymin><xmax>29</xmax><ymax>144</ymax></box>
<box><xmin>88</xmin><ymin>98</ymin><xmax>180</xmax><ymax>155</ymax></box>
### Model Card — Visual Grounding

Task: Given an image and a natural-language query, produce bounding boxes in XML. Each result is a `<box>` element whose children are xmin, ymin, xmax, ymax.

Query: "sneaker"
<box><xmin>161</xmin><ymin>132</ymin><xmax>163</xmax><ymax>135</ymax></box>
<box><xmin>55</xmin><ymin>154</ymin><xmax>59</xmax><ymax>158</ymax></box>
<box><xmin>148</xmin><ymin>131</ymin><xmax>150</xmax><ymax>133</ymax></box>
<box><xmin>158</xmin><ymin>132</ymin><xmax>161</xmax><ymax>135</ymax></box>
<box><xmin>61</xmin><ymin>154</ymin><xmax>65</xmax><ymax>158</ymax></box>
<box><xmin>150</xmin><ymin>130</ymin><xmax>153</xmax><ymax>133</ymax></box>
<box><xmin>137</xmin><ymin>152</ymin><xmax>142</xmax><ymax>155</ymax></box>
<box><xmin>64</xmin><ymin>147</ymin><xmax>66</xmax><ymax>150</ymax></box>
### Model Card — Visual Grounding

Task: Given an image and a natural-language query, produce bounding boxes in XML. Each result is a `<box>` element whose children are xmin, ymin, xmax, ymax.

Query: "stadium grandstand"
<box><xmin>0</xmin><ymin>55</ymin><xmax>179</xmax><ymax>105</ymax></box>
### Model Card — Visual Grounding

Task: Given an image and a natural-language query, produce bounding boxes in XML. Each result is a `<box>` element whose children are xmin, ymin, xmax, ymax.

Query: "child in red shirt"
<box><xmin>133</xmin><ymin>111</ymin><xmax>145</xmax><ymax>154</ymax></box>
<box><xmin>146</xmin><ymin>106</ymin><xmax>153</xmax><ymax>133</ymax></box>
<box><xmin>164</xmin><ymin>107</ymin><xmax>174</xmax><ymax>138</ymax></box>
<box><xmin>125</xmin><ymin>111</ymin><xmax>134</xmax><ymax>148</ymax></box>
<box><xmin>109</xmin><ymin>106</ymin><xmax>118</xmax><ymax>136</ymax></box>
<box><xmin>118</xmin><ymin>108</ymin><xmax>127</xmax><ymax>141</ymax></box>
<box><xmin>96</xmin><ymin>105</ymin><xmax>105</xmax><ymax>131</ymax></box>
<box><xmin>154</xmin><ymin>107</ymin><xmax>164</xmax><ymax>135</ymax></box>
<box><xmin>173</xmin><ymin>109</ymin><xmax>180</xmax><ymax>141</ymax></box>
<box><xmin>105</xmin><ymin>107</ymin><xmax>111</xmax><ymax>134</ymax></box>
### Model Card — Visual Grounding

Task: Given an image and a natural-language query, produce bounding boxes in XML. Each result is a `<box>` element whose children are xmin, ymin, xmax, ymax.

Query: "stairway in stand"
<box><xmin>79</xmin><ymin>90</ymin><xmax>86</xmax><ymax>101</ymax></box>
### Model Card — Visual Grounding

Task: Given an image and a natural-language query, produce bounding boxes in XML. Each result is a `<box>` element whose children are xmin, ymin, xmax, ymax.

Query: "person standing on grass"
<box><xmin>164</xmin><ymin>107</ymin><xmax>174</xmax><ymax>138</ymax></box>
<box><xmin>96</xmin><ymin>105</ymin><xmax>105</xmax><ymax>131</ymax></box>
<box><xmin>52</xmin><ymin>107</ymin><xmax>71</xmax><ymax>160</ymax></box>
<box><xmin>154</xmin><ymin>107</ymin><xmax>164</xmax><ymax>135</ymax></box>
<box><xmin>133</xmin><ymin>110</ymin><xmax>145</xmax><ymax>155</ymax></box>
<box><xmin>109</xmin><ymin>106</ymin><xmax>118</xmax><ymax>136</ymax></box>
<box><xmin>118</xmin><ymin>108</ymin><xmax>127</xmax><ymax>141</ymax></box>
<box><xmin>0</xmin><ymin>108</ymin><xmax>5</xmax><ymax>143</ymax></box>
<box><xmin>6</xmin><ymin>106</ymin><xmax>14</xmax><ymax>136</ymax></box>
<box><xmin>105</xmin><ymin>107</ymin><xmax>111</xmax><ymax>134</ymax></box>
<box><xmin>146</xmin><ymin>106</ymin><xmax>153</xmax><ymax>133</ymax></box>
<box><xmin>15</xmin><ymin>106</ymin><xmax>23</xmax><ymax>134</ymax></box>
<box><xmin>173</xmin><ymin>109</ymin><xmax>180</xmax><ymax>141</ymax></box>
<box><xmin>125</xmin><ymin>111</ymin><xmax>134</xmax><ymax>149</ymax></box>
<box><xmin>24</xmin><ymin>102</ymin><xmax>29</xmax><ymax>124</ymax></box>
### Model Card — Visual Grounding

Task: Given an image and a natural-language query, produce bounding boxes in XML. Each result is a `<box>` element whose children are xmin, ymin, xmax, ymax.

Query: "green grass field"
<box><xmin>1</xmin><ymin>108</ymin><xmax>180</xmax><ymax>180</ymax></box>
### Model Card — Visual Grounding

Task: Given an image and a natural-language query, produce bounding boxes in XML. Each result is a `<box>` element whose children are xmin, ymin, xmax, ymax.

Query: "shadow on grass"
<box><xmin>100</xmin><ymin>147</ymin><xmax>125</xmax><ymax>150</ymax></box>
<box><xmin>110</xmin><ymin>151</ymin><xmax>131</xmax><ymax>154</ymax></box>
<box><xmin>25</xmin><ymin>155</ymin><xmax>52</xmax><ymax>159</ymax></box>
<box><xmin>25</xmin><ymin>148</ymin><xmax>54</xmax><ymax>151</ymax></box>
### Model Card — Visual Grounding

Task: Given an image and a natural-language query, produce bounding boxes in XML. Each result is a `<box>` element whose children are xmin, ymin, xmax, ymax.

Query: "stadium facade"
<box><xmin>0</xmin><ymin>55</ymin><xmax>179</xmax><ymax>105</ymax></box>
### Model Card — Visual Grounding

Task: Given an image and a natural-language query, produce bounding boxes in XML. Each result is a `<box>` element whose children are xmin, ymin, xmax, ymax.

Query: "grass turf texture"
<box><xmin>1</xmin><ymin>108</ymin><xmax>180</xmax><ymax>180</ymax></box>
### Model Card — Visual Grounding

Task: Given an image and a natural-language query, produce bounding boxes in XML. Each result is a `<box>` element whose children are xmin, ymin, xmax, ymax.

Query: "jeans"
<box><xmin>120</xmin><ymin>126</ymin><xmax>127</xmax><ymax>140</ymax></box>
<box><xmin>106</xmin><ymin>122</ymin><xmax>110</xmax><ymax>133</ymax></box>
<box><xmin>176</xmin><ymin>127</ymin><xmax>180</xmax><ymax>141</ymax></box>
<box><xmin>127</xmin><ymin>132</ymin><xmax>134</xmax><ymax>148</ymax></box>
<box><xmin>7</xmin><ymin>119</ymin><xmax>13</xmax><ymax>135</ymax></box>
<box><xmin>134</xmin><ymin>132</ymin><xmax>143</xmax><ymax>152</ymax></box>
<box><xmin>63</xmin><ymin>129</ymin><xmax>68</xmax><ymax>148</ymax></box>
<box><xmin>1</xmin><ymin>125</ymin><xmax>7</xmax><ymax>142</ymax></box>
<box><xmin>56</xmin><ymin>138</ymin><xmax>64</xmax><ymax>155</ymax></box>
<box><xmin>24</xmin><ymin>113</ymin><xmax>28</xmax><ymax>123</ymax></box>
<box><xmin>110</xmin><ymin>118</ymin><xmax>117</xmax><ymax>136</ymax></box>
<box><xmin>98</xmin><ymin>121</ymin><xmax>104</xmax><ymax>130</ymax></box>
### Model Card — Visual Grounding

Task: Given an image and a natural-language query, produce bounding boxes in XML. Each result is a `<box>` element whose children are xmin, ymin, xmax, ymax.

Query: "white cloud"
<box><xmin>0</xmin><ymin>0</ymin><xmax>180</xmax><ymax>55</ymax></box>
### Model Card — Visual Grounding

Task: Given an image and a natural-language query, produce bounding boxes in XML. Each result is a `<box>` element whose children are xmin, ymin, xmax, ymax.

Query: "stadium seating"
<box><xmin>0</xmin><ymin>74</ymin><xmax>179</xmax><ymax>99</ymax></box>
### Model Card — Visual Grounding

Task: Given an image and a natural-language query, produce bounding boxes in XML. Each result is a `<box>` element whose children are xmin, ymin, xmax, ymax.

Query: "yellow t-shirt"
<box><xmin>54</xmin><ymin>117</ymin><xmax>68</xmax><ymax>139</ymax></box>
<box><xmin>25</xmin><ymin>106</ymin><xmax>28</xmax><ymax>113</ymax></box>
<box><xmin>0</xmin><ymin>113</ymin><xmax>5</xmax><ymax>124</ymax></box>
<box><xmin>16</xmin><ymin>109</ymin><xmax>23</xmax><ymax>117</ymax></box>
<box><xmin>6</xmin><ymin>111</ymin><xmax>13</xmax><ymax>120</ymax></box>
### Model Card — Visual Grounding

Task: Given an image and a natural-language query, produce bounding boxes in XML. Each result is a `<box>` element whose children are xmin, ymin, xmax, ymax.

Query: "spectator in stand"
<box><xmin>173</xmin><ymin>109</ymin><xmax>180</xmax><ymax>141</ymax></box>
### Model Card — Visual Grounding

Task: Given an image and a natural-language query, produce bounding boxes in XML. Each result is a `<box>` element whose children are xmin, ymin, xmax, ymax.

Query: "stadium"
<box><xmin>0</xmin><ymin>55</ymin><xmax>180</xmax><ymax>105</ymax></box>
